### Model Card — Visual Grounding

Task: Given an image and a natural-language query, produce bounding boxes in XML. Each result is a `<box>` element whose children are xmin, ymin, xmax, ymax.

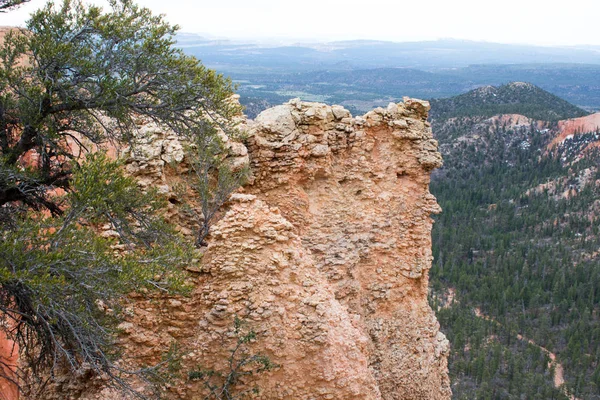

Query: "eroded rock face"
<box><xmin>198</xmin><ymin>195</ymin><xmax>382</xmax><ymax>399</ymax></box>
<box><xmin>35</xmin><ymin>98</ymin><xmax>450</xmax><ymax>400</ymax></box>
<box><xmin>244</xmin><ymin>98</ymin><xmax>449</xmax><ymax>399</ymax></box>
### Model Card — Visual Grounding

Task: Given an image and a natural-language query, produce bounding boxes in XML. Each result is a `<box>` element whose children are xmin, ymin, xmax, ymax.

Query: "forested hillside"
<box><xmin>429</xmin><ymin>82</ymin><xmax>589</xmax><ymax>122</ymax></box>
<box><xmin>429</xmin><ymin>90</ymin><xmax>600</xmax><ymax>399</ymax></box>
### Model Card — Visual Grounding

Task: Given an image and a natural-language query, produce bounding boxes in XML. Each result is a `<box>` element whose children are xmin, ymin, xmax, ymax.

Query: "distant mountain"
<box><xmin>176</xmin><ymin>33</ymin><xmax>600</xmax><ymax>113</ymax></box>
<box><xmin>223</xmin><ymin>65</ymin><xmax>600</xmax><ymax>118</ymax></box>
<box><xmin>433</xmin><ymin>63</ymin><xmax>600</xmax><ymax>111</ymax></box>
<box><xmin>177</xmin><ymin>33</ymin><xmax>600</xmax><ymax>70</ymax></box>
<box><xmin>429</xmin><ymin>82</ymin><xmax>589</xmax><ymax>122</ymax></box>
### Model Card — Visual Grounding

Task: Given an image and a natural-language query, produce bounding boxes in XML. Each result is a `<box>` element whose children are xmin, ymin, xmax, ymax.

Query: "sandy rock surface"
<box><xmin>37</xmin><ymin>98</ymin><xmax>450</xmax><ymax>400</ymax></box>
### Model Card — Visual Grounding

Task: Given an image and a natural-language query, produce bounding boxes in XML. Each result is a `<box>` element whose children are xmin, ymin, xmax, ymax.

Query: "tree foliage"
<box><xmin>188</xmin><ymin>317</ymin><xmax>279</xmax><ymax>400</ymax></box>
<box><xmin>0</xmin><ymin>0</ymin><xmax>29</xmax><ymax>12</ymax></box>
<box><xmin>1</xmin><ymin>154</ymin><xmax>191</xmax><ymax>396</ymax></box>
<box><xmin>430</xmin><ymin>113</ymin><xmax>600</xmax><ymax>398</ymax></box>
<box><xmin>186</xmin><ymin>133</ymin><xmax>248</xmax><ymax>247</ymax></box>
<box><xmin>0</xmin><ymin>0</ymin><xmax>239</xmax><ymax>215</ymax></box>
<box><xmin>0</xmin><ymin>0</ymin><xmax>240</xmax><ymax>396</ymax></box>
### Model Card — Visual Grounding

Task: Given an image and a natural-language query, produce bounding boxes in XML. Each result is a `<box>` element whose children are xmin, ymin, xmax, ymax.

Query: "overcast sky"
<box><xmin>1</xmin><ymin>0</ymin><xmax>599</xmax><ymax>46</ymax></box>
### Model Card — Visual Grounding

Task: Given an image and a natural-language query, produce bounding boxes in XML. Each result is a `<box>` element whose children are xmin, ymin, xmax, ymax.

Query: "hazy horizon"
<box><xmin>2</xmin><ymin>0</ymin><xmax>600</xmax><ymax>47</ymax></box>
<box><xmin>174</xmin><ymin>33</ymin><xmax>600</xmax><ymax>50</ymax></box>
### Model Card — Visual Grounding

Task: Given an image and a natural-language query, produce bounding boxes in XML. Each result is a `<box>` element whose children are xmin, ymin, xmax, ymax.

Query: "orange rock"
<box><xmin>548</xmin><ymin>112</ymin><xmax>600</xmax><ymax>150</ymax></box>
<box><xmin>0</xmin><ymin>329</ymin><xmax>19</xmax><ymax>400</ymax></box>
<box><xmin>35</xmin><ymin>98</ymin><xmax>450</xmax><ymax>400</ymax></box>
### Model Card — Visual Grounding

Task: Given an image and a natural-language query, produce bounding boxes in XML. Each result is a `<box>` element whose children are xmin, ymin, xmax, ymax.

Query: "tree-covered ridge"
<box><xmin>429</xmin><ymin>82</ymin><xmax>589</xmax><ymax>122</ymax></box>
<box><xmin>430</xmin><ymin>112</ymin><xmax>600</xmax><ymax>398</ymax></box>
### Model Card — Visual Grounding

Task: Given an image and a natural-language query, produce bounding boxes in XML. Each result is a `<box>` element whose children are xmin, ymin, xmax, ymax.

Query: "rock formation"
<box><xmin>36</xmin><ymin>98</ymin><xmax>451</xmax><ymax>400</ymax></box>
<box><xmin>243</xmin><ymin>98</ymin><xmax>449</xmax><ymax>399</ymax></box>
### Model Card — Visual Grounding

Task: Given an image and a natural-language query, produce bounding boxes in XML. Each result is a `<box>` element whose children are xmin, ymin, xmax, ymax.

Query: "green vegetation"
<box><xmin>435</xmin><ymin>305</ymin><xmax>566</xmax><ymax>400</ymax></box>
<box><xmin>430</xmin><ymin>111</ymin><xmax>600</xmax><ymax>398</ymax></box>
<box><xmin>188</xmin><ymin>316</ymin><xmax>279</xmax><ymax>400</ymax></box>
<box><xmin>232</xmin><ymin>68</ymin><xmax>467</xmax><ymax>117</ymax></box>
<box><xmin>0</xmin><ymin>0</ymin><xmax>29</xmax><ymax>11</ymax></box>
<box><xmin>0</xmin><ymin>0</ymin><xmax>238</xmax><ymax>396</ymax></box>
<box><xmin>429</xmin><ymin>83</ymin><xmax>589</xmax><ymax>122</ymax></box>
<box><xmin>0</xmin><ymin>154</ymin><xmax>192</xmax><ymax>396</ymax></box>
<box><xmin>186</xmin><ymin>133</ymin><xmax>249</xmax><ymax>247</ymax></box>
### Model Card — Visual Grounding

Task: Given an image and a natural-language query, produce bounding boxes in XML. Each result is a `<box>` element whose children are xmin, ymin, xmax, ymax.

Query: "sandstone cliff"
<box><xmin>39</xmin><ymin>98</ymin><xmax>450</xmax><ymax>400</ymax></box>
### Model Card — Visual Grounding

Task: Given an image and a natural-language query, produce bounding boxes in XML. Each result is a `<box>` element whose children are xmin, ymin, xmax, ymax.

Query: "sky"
<box><xmin>1</xmin><ymin>0</ymin><xmax>599</xmax><ymax>46</ymax></box>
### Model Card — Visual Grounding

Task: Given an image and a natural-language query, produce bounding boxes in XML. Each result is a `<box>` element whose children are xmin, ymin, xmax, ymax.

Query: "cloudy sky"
<box><xmin>1</xmin><ymin>0</ymin><xmax>599</xmax><ymax>46</ymax></box>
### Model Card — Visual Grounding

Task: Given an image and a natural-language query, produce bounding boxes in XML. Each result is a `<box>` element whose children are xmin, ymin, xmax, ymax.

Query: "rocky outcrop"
<box><xmin>548</xmin><ymin>112</ymin><xmax>600</xmax><ymax>151</ymax></box>
<box><xmin>243</xmin><ymin>98</ymin><xmax>449</xmax><ymax>399</ymax></box>
<box><xmin>37</xmin><ymin>98</ymin><xmax>450</xmax><ymax>399</ymax></box>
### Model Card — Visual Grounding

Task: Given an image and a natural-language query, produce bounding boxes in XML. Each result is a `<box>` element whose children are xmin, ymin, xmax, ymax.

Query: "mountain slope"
<box><xmin>429</xmin><ymin>97</ymin><xmax>600</xmax><ymax>398</ymax></box>
<box><xmin>429</xmin><ymin>82</ymin><xmax>589</xmax><ymax>122</ymax></box>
